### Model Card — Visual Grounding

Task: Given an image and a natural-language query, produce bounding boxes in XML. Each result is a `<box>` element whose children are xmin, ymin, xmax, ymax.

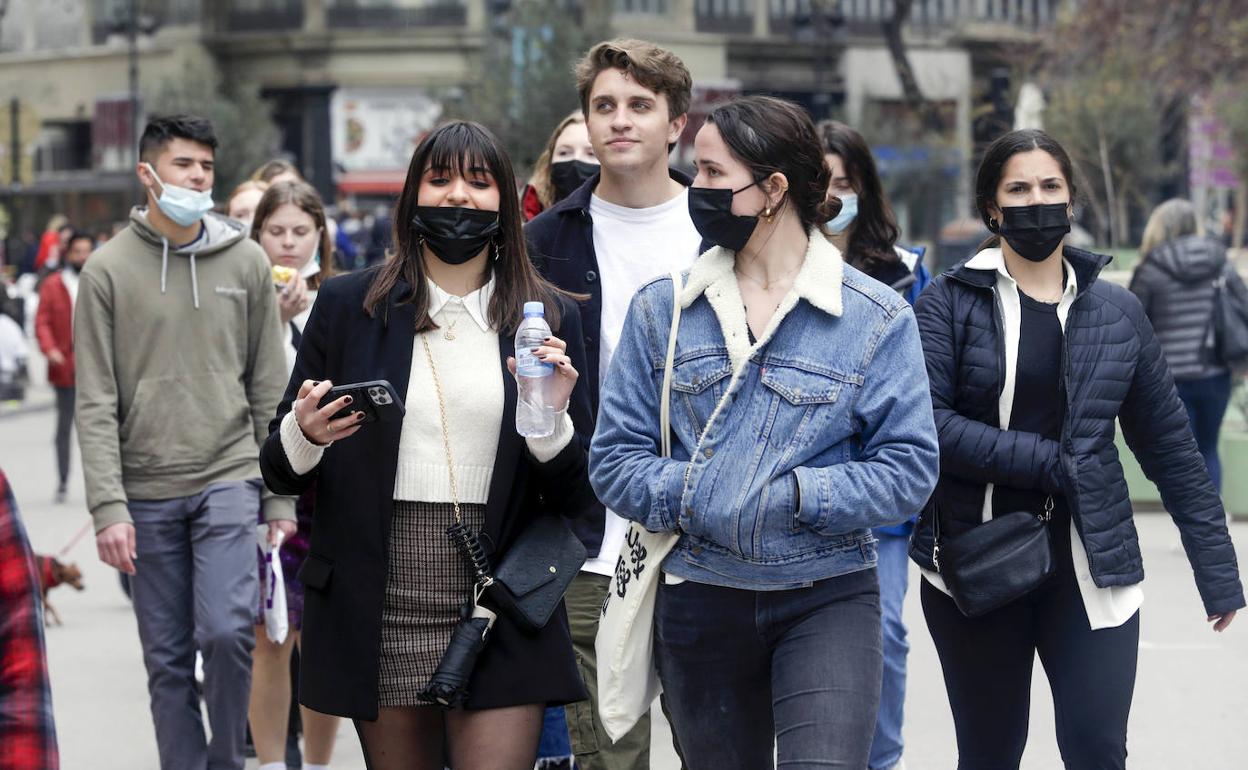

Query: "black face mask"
<box><xmin>412</xmin><ymin>206</ymin><xmax>501</xmax><ymax>265</ymax></box>
<box><xmin>997</xmin><ymin>203</ymin><xmax>1070</xmax><ymax>262</ymax></box>
<box><xmin>688</xmin><ymin>182</ymin><xmax>760</xmax><ymax>252</ymax></box>
<box><xmin>550</xmin><ymin>160</ymin><xmax>599</xmax><ymax>203</ymax></box>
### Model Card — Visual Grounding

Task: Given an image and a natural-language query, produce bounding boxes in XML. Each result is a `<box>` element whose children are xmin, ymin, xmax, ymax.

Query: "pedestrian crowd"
<box><xmin>0</xmin><ymin>36</ymin><xmax>1243</xmax><ymax>770</ymax></box>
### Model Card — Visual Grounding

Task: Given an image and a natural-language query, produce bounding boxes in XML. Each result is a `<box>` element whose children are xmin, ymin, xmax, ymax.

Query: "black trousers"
<box><xmin>922</xmin><ymin>566</ymin><xmax>1139</xmax><ymax>770</ymax></box>
<box><xmin>54</xmin><ymin>385</ymin><xmax>74</xmax><ymax>485</ymax></box>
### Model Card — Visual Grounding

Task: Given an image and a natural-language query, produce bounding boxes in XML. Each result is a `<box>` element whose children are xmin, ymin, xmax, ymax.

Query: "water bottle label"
<box><xmin>516</xmin><ymin>349</ymin><xmax>553</xmax><ymax>377</ymax></box>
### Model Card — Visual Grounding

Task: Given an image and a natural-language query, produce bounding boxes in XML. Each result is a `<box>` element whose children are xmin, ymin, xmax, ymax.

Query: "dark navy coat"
<box><xmin>909</xmin><ymin>246</ymin><xmax>1244</xmax><ymax>617</ymax></box>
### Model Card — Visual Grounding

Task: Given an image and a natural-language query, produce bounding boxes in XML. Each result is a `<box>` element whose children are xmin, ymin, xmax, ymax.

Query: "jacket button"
<box><xmin>586</xmin><ymin>270</ymin><xmax>598</xmax><ymax>283</ymax></box>
<box><xmin>704</xmin><ymin>448</ymin><xmax>714</xmax><ymax>458</ymax></box>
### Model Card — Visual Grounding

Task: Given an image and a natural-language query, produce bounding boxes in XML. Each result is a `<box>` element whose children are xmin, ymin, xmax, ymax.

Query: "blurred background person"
<box><xmin>248</xmin><ymin>179</ymin><xmax>340</xmax><ymax>770</ymax></box>
<box><xmin>35</xmin><ymin>230</ymin><xmax>94</xmax><ymax>503</ymax></box>
<box><xmin>818</xmin><ymin>118</ymin><xmax>930</xmax><ymax>770</ymax></box>
<box><xmin>252</xmin><ymin>158</ymin><xmax>304</xmax><ymax>186</ymax></box>
<box><xmin>34</xmin><ymin>215</ymin><xmax>69</xmax><ymax>273</ymax></box>
<box><xmin>522</xmin><ymin>112</ymin><xmax>598</xmax><ymax>222</ymax></box>
<box><xmin>1129</xmin><ymin>198</ymin><xmax>1244</xmax><ymax>491</ymax></box>
<box><xmin>228</xmin><ymin>180</ymin><xmax>271</xmax><ymax>231</ymax></box>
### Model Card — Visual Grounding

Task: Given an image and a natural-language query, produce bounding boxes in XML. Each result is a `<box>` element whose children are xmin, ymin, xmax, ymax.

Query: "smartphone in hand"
<box><xmin>317</xmin><ymin>380</ymin><xmax>405</xmax><ymax>424</ymax></box>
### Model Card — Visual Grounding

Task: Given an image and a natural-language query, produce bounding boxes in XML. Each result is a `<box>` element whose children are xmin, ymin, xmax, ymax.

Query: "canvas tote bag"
<box><xmin>595</xmin><ymin>269</ymin><xmax>686</xmax><ymax>742</ymax></box>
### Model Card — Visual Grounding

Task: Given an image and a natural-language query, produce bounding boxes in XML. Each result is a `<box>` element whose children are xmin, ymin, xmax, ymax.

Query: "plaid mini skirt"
<box><xmin>377</xmin><ymin>499</ymin><xmax>485</xmax><ymax>708</ymax></box>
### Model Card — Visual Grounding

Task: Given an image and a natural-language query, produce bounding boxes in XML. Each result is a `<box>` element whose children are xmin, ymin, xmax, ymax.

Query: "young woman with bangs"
<box><xmin>260</xmin><ymin>120</ymin><xmax>595</xmax><ymax>769</ymax></box>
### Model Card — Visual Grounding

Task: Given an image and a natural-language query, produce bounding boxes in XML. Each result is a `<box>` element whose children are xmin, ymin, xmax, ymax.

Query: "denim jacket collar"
<box><xmin>680</xmin><ymin>227</ymin><xmax>845</xmax><ymax>371</ymax></box>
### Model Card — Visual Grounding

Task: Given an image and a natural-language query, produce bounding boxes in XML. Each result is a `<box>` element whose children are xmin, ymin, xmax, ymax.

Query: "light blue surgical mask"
<box><xmin>826</xmin><ymin>193</ymin><xmax>858</xmax><ymax>234</ymax></box>
<box><xmin>145</xmin><ymin>163</ymin><xmax>214</xmax><ymax>227</ymax></box>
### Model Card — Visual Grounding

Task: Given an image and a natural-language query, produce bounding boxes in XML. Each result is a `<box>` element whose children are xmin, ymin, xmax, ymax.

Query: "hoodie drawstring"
<box><xmin>159</xmin><ymin>235</ymin><xmax>201</xmax><ymax>310</ymax></box>
<box><xmin>190</xmin><ymin>253</ymin><xmax>200</xmax><ymax>309</ymax></box>
<box><xmin>160</xmin><ymin>237</ymin><xmax>169</xmax><ymax>296</ymax></box>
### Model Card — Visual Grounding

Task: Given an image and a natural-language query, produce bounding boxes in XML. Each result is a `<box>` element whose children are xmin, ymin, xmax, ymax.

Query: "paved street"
<box><xmin>3</xmin><ymin>381</ymin><xmax>1246</xmax><ymax>769</ymax></box>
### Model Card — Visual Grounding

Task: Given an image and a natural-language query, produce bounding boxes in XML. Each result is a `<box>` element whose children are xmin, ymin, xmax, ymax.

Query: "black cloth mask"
<box><xmin>688</xmin><ymin>182</ymin><xmax>760</xmax><ymax>252</ymax></box>
<box><xmin>412</xmin><ymin>206</ymin><xmax>501</xmax><ymax>265</ymax></box>
<box><xmin>998</xmin><ymin>203</ymin><xmax>1071</xmax><ymax>262</ymax></box>
<box><xmin>550</xmin><ymin>160</ymin><xmax>599</xmax><ymax>203</ymax></box>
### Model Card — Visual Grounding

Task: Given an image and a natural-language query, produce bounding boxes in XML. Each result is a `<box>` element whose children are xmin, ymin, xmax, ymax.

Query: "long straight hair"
<box><xmin>816</xmin><ymin>120</ymin><xmax>901</xmax><ymax>276</ymax></box>
<box><xmin>1140</xmin><ymin>198</ymin><xmax>1200</xmax><ymax>260</ymax></box>
<box><xmin>363</xmin><ymin>121</ymin><xmax>567</xmax><ymax>335</ymax></box>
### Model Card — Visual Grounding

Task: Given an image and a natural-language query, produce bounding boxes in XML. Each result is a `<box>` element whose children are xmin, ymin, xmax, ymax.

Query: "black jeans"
<box><xmin>922</xmin><ymin>567</ymin><xmax>1139</xmax><ymax>770</ymax></box>
<box><xmin>655</xmin><ymin>568</ymin><xmax>882</xmax><ymax>770</ymax></box>
<box><xmin>54</xmin><ymin>385</ymin><xmax>74</xmax><ymax>486</ymax></box>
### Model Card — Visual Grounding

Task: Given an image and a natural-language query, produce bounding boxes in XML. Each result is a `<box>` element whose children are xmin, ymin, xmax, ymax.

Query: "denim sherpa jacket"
<box><xmin>589</xmin><ymin>229</ymin><xmax>941</xmax><ymax>590</ymax></box>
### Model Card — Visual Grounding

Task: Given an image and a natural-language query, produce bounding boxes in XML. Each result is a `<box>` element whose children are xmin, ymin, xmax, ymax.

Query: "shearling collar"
<box><xmin>679</xmin><ymin>228</ymin><xmax>845</xmax><ymax>372</ymax></box>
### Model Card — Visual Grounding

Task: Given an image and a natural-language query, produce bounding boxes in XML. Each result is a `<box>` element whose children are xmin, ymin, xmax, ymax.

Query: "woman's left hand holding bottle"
<box><xmin>507</xmin><ymin>334</ymin><xmax>579</xmax><ymax>412</ymax></box>
<box><xmin>293</xmin><ymin>379</ymin><xmax>366</xmax><ymax>445</ymax></box>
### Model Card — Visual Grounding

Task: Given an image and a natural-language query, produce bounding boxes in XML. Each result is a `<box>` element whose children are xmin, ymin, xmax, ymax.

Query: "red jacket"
<box><xmin>33</xmin><ymin>231</ymin><xmax>59</xmax><ymax>271</ymax></box>
<box><xmin>34</xmin><ymin>272</ymin><xmax>74</xmax><ymax>387</ymax></box>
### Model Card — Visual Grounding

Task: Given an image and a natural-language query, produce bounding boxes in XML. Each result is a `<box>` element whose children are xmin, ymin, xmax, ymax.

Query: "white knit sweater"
<box><xmin>280</xmin><ymin>278</ymin><xmax>574</xmax><ymax>503</ymax></box>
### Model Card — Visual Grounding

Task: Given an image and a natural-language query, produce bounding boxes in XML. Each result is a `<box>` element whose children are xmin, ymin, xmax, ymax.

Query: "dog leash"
<box><xmin>57</xmin><ymin>520</ymin><xmax>93</xmax><ymax>558</ymax></box>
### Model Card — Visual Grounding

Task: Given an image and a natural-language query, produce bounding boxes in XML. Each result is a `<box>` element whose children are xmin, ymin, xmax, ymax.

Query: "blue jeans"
<box><xmin>869</xmin><ymin>531</ymin><xmax>911</xmax><ymax>769</ymax></box>
<box><xmin>654</xmin><ymin>569</ymin><xmax>882</xmax><ymax>770</ymax></box>
<box><xmin>1174</xmin><ymin>372</ymin><xmax>1232</xmax><ymax>491</ymax></box>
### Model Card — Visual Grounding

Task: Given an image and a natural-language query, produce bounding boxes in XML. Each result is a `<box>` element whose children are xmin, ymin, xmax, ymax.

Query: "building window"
<box><xmin>326</xmin><ymin>0</ymin><xmax>468</xmax><ymax>27</ymax></box>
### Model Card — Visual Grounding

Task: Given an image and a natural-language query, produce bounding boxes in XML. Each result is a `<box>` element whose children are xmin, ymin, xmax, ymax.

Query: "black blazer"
<box><xmin>260</xmin><ymin>267</ymin><xmax>594</xmax><ymax>720</ymax></box>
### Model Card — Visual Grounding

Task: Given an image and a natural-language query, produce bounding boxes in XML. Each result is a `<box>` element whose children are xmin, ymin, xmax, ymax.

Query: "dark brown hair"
<box><xmin>250</xmin><ymin>180</ymin><xmax>335</xmax><ymax>291</ymax></box>
<box><xmin>705</xmin><ymin>96</ymin><xmax>839</xmax><ymax>233</ymax></box>
<box><xmin>363</xmin><ymin>120</ymin><xmax>568</xmax><ymax>335</ymax></box>
<box><xmin>975</xmin><ymin>129</ymin><xmax>1076</xmax><ymax>251</ymax></box>
<box><xmin>576</xmin><ymin>38</ymin><xmax>692</xmax><ymax>120</ymax></box>
<box><xmin>816</xmin><ymin>120</ymin><xmax>901</xmax><ymax>276</ymax></box>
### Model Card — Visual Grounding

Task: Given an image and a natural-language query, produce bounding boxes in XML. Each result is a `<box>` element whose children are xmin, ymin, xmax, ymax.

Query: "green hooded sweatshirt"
<box><xmin>74</xmin><ymin>207</ymin><xmax>295</xmax><ymax>532</ymax></box>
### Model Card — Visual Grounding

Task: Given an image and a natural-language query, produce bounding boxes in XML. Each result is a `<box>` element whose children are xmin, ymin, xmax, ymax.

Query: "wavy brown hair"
<box><xmin>816</xmin><ymin>120</ymin><xmax>901</xmax><ymax>276</ymax></box>
<box><xmin>529</xmin><ymin>112</ymin><xmax>587</xmax><ymax>210</ymax></box>
<box><xmin>363</xmin><ymin>120</ymin><xmax>569</xmax><ymax>335</ymax></box>
<box><xmin>250</xmin><ymin>180</ymin><xmax>335</xmax><ymax>291</ymax></box>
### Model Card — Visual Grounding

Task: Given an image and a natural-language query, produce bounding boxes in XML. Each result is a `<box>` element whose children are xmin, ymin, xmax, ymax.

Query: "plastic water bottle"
<box><xmin>515</xmin><ymin>301</ymin><xmax>556</xmax><ymax>438</ymax></box>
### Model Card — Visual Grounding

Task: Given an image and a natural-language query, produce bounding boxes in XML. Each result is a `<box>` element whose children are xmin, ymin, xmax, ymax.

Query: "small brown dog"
<box><xmin>35</xmin><ymin>554</ymin><xmax>85</xmax><ymax>626</ymax></box>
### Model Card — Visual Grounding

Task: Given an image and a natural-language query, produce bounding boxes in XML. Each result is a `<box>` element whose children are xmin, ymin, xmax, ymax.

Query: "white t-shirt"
<box><xmin>584</xmin><ymin>188</ymin><xmax>704</xmax><ymax>576</ymax></box>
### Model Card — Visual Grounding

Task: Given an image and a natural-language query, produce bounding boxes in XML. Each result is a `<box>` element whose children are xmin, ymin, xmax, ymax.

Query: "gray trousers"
<box><xmin>54</xmin><ymin>385</ymin><xmax>74</xmax><ymax>485</ymax></box>
<box><xmin>129</xmin><ymin>479</ymin><xmax>260</xmax><ymax>770</ymax></box>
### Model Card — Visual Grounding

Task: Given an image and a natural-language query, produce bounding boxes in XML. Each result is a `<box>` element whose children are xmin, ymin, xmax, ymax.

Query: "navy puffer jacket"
<box><xmin>909</xmin><ymin>246</ymin><xmax>1244</xmax><ymax>617</ymax></box>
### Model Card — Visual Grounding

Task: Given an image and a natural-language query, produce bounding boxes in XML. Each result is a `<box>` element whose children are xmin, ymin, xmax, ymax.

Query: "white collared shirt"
<box><xmin>922</xmin><ymin>248</ymin><xmax>1143</xmax><ymax>630</ymax></box>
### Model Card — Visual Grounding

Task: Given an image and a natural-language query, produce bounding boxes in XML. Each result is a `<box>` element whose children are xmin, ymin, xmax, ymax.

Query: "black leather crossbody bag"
<box><xmin>488</xmin><ymin>513</ymin><xmax>586</xmax><ymax>632</ymax></box>
<box><xmin>933</xmin><ymin>496</ymin><xmax>1056</xmax><ymax>618</ymax></box>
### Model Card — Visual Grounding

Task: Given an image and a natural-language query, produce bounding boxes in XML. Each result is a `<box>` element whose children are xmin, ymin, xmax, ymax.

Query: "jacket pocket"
<box><xmin>120</xmin><ymin>373</ymin><xmax>252</xmax><ymax>476</ymax></box>
<box><xmin>669</xmin><ymin>351</ymin><xmax>732</xmax><ymax>435</ymax></box>
<box><xmin>758</xmin><ymin>363</ymin><xmax>847</xmax><ymax>451</ymax></box>
<box><xmin>297</xmin><ymin>553</ymin><xmax>334</xmax><ymax>591</ymax></box>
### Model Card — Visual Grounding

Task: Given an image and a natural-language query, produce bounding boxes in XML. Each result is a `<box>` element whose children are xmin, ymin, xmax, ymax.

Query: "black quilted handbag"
<box><xmin>933</xmin><ymin>497</ymin><xmax>1055</xmax><ymax>618</ymax></box>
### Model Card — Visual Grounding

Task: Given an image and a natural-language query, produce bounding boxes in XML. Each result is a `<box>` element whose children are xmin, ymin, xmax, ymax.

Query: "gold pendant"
<box><xmin>444</xmin><ymin>329</ymin><xmax>456</xmax><ymax>341</ymax></box>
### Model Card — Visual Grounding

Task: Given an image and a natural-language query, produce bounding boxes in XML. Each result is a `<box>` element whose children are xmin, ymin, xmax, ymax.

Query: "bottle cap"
<box><xmin>523</xmin><ymin>301</ymin><xmax>545</xmax><ymax>317</ymax></box>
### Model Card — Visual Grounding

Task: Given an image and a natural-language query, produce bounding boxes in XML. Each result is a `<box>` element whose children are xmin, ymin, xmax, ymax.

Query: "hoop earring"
<box><xmin>988</xmin><ymin>218</ymin><xmax>999</xmax><ymax>232</ymax></box>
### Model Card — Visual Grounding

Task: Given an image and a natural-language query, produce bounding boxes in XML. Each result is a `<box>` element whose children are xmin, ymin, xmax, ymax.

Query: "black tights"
<box><xmin>922</xmin><ymin>569</ymin><xmax>1139</xmax><ymax>770</ymax></box>
<box><xmin>354</xmin><ymin>703</ymin><xmax>543</xmax><ymax>770</ymax></box>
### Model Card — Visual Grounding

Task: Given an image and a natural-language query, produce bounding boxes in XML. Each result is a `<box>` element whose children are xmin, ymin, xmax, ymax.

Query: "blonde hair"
<box><xmin>251</xmin><ymin>159</ymin><xmax>303</xmax><ymax>184</ymax></box>
<box><xmin>575</xmin><ymin>38</ymin><xmax>692</xmax><ymax>120</ymax></box>
<box><xmin>529</xmin><ymin>112</ymin><xmax>587</xmax><ymax>210</ymax></box>
<box><xmin>228</xmin><ymin>179</ymin><xmax>269</xmax><ymax>207</ymax></box>
<box><xmin>1140</xmin><ymin>198</ymin><xmax>1201</xmax><ymax>260</ymax></box>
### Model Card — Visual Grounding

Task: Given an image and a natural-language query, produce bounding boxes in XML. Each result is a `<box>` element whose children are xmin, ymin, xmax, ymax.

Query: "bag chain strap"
<box><xmin>420</xmin><ymin>333</ymin><xmax>461</xmax><ymax>525</ymax></box>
